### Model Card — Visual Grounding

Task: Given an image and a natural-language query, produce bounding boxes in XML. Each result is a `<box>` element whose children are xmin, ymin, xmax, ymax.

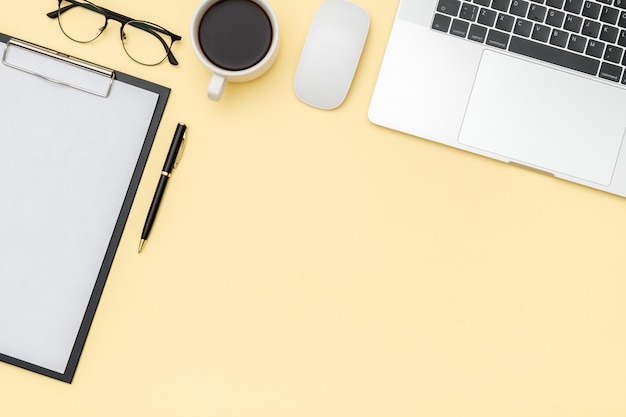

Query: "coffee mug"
<box><xmin>190</xmin><ymin>0</ymin><xmax>280</xmax><ymax>101</ymax></box>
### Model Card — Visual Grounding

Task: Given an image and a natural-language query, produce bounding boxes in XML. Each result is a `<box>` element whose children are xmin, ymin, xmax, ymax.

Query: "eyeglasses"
<box><xmin>46</xmin><ymin>0</ymin><xmax>181</xmax><ymax>66</ymax></box>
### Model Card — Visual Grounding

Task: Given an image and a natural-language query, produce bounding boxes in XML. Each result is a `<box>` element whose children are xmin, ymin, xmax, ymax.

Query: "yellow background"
<box><xmin>2</xmin><ymin>0</ymin><xmax>626</xmax><ymax>415</ymax></box>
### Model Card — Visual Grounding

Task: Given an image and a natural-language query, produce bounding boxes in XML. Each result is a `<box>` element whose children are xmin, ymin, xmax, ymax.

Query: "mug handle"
<box><xmin>208</xmin><ymin>74</ymin><xmax>226</xmax><ymax>101</ymax></box>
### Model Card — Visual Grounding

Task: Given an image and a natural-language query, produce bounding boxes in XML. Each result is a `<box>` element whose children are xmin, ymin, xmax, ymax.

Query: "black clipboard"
<box><xmin>0</xmin><ymin>32</ymin><xmax>169</xmax><ymax>383</ymax></box>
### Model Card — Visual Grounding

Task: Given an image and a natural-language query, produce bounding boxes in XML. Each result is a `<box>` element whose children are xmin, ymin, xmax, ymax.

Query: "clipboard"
<box><xmin>0</xmin><ymin>32</ymin><xmax>169</xmax><ymax>383</ymax></box>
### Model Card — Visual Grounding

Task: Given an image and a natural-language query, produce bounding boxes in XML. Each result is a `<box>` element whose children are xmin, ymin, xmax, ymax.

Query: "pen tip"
<box><xmin>138</xmin><ymin>239</ymin><xmax>145</xmax><ymax>253</ymax></box>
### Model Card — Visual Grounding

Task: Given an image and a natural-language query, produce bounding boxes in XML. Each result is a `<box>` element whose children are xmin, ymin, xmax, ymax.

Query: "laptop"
<box><xmin>369</xmin><ymin>0</ymin><xmax>626</xmax><ymax>197</ymax></box>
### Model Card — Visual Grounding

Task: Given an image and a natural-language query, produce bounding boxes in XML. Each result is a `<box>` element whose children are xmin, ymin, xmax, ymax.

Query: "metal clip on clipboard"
<box><xmin>1</xmin><ymin>38</ymin><xmax>115</xmax><ymax>97</ymax></box>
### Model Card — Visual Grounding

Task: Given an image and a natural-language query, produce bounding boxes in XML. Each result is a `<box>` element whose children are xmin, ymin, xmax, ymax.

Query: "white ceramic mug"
<box><xmin>190</xmin><ymin>0</ymin><xmax>280</xmax><ymax>101</ymax></box>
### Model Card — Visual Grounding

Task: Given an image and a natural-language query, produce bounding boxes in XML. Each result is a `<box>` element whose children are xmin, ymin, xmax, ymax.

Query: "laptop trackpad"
<box><xmin>458</xmin><ymin>50</ymin><xmax>626</xmax><ymax>186</ymax></box>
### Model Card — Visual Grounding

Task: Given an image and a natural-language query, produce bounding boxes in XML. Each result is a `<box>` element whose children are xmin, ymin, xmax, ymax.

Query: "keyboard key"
<box><xmin>564</xmin><ymin>14</ymin><xmax>583</xmax><ymax>32</ymax></box>
<box><xmin>600</xmin><ymin>24</ymin><xmax>619</xmax><ymax>42</ymax></box>
<box><xmin>492</xmin><ymin>0</ymin><xmax>511</xmax><ymax>11</ymax></box>
<box><xmin>509</xmin><ymin>35</ymin><xmax>600</xmax><ymax>74</ymax></box>
<box><xmin>619</xmin><ymin>11</ymin><xmax>626</xmax><ymax>27</ymax></box>
<box><xmin>437</xmin><ymin>0</ymin><xmax>461</xmax><ymax>16</ymax></box>
<box><xmin>486</xmin><ymin>28</ymin><xmax>510</xmax><ymax>47</ymax></box>
<box><xmin>600</xmin><ymin>6</ymin><xmax>619</xmax><ymax>23</ymax></box>
<box><xmin>450</xmin><ymin>18</ymin><xmax>471</xmax><ymax>36</ymax></box>
<box><xmin>550</xmin><ymin>28</ymin><xmax>570</xmax><ymax>46</ymax></box>
<box><xmin>568</xmin><ymin>33</ymin><xmax>588</xmax><ymax>52</ymax></box>
<box><xmin>510</xmin><ymin>0</ymin><xmax>530</xmax><ymax>15</ymax></box>
<box><xmin>564</xmin><ymin>0</ymin><xmax>584</xmax><ymax>13</ymax></box>
<box><xmin>432</xmin><ymin>12</ymin><xmax>452</xmax><ymax>31</ymax></box>
<box><xmin>528</xmin><ymin>4</ymin><xmax>548</xmax><ymax>21</ymax></box>
<box><xmin>515</xmin><ymin>18</ymin><xmax>534</xmax><ymax>35</ymax></box>
<box><xmin>604</xmin><ymin>45</ymin><xmax>623</xmax><ymax>62</ymax></box>
<box><xmin>582</xmin><ymin>1</ymin><xmax>601</xmax><ymax>18</ymax></box>
<box><xmin>532</xmin><ymin>23</ymin><xmax>552</xmax><ymax>40</ymax></box>
<box><xmin>496</xmin><ymin>13</ymin><xmax>516</xmax><ymax>31</ymax></box>
<box><xmin>460</xmin><ymin>3</ymin><xmax>480</xmax><ymax>20</ymax></box>
<box><xmin>469</xmin><ymin>23</ymin><xmax>489</xmax><ymax>41</ymax></box>
<box><xmin>582</xmin><ymin>19</ymin><xmax>601</xmax><ymax>37</ymax></box>
<box><xmin>478</xmin><ymin>8</ymin><xmax>498</xmax><ymax>25</ymax></box>
<box><xmin>619</xmin><ymin>29</ymin><xmax>626</xmax><ymax>46</ymax></box>
<box><xmin>531</xmin><ymin>0</ymin><xmax>545</xmax><ymax>3</ymax></box>
<box><xmin>599</xmin><ymin>62</ymin><xmax>622</xmax><ymax>81</ymax></box>
<box><xmin>546</xmin><ymin>0</ymin><xmax>565</xmax><ymax>8</ymax></box>
<box><xmin>596</xmin><ymin>0</ymin><xmax>611</xmax><ymax>4</ymax></box>
<box><xmin>474</xmin><ymin>0</ymin><xmax>491</xmax><ymax>5</ymax></box>
<box><xmin>546</xmin><ymin>9</ymin><xmax>566</xmax><ymax>26</ymax></box>
<box><xmin>586</xmin><ymin>39</ymin><xmax>605</xmax><ymax>57</ymax></box>
<box><xmin>615</xmin><ymin>0</ymin><xmax>626</xmax><ymax>10</ymax></box>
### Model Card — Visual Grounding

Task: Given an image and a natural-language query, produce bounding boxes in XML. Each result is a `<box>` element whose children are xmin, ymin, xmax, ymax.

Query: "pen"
<box><xmin>138</xmin><ymin>123</ymin><xmax>187</xmax><ymax>253</ymax></box>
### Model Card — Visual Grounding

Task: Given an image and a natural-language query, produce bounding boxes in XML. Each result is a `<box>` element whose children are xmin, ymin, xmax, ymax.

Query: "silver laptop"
<box><xmin>369</xmin><ymin>0</ymin><xmax>626</xmax><ymax>197</ymax></box>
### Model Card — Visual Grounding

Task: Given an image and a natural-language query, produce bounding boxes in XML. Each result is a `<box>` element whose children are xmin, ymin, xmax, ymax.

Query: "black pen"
<box><xmin>138</xmin><ymin>123</ymin><xmax>187</xmax><ymax>253</ymax></box>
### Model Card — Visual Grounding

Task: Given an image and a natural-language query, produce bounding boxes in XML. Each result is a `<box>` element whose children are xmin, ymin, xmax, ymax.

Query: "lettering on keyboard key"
<box><xmin>451</xmin><ymin>18</ymin><xmax>470</xmax><ymax>36</ymax></box>
<box><xmin>585</xmin><ymin>39</ymin><xmax>605</xmax><ymax>57</ymax></box>
<box><xmin>564</xmin><ymin>14</ymin><xmax>583</xmax><ymax>32</ymax></box>
<box><xmin>460</xmin><ymin>3</ymin><xmax>479</xmax><ymax>21</ymax></box>
<box><xmin>486</xmin><ymin>29</ymin><xmax>510</xmax><ymax>47</ymax></box>
<box><xmin>600</xmin><ymin>6</ymin><xmax>619</xmax><ymax>24</ymax></box>
<box><xmin>604</xmin><ymin>45</ymin><xmax>624</xmax><ymax>62</ymax></box>
<box><xmin>547</xmin><ymin>0</ymin><xmax>565</xmax><ymax>8</ymax></box>
<box><xmin>550</xmin><ymin>29</ymin><xmax>570</xmax><ymax>47</ymax></box>
<box><xmin>496</xmin><ymin>13</ymin><xmax>516</xmax><ymax>31</ymax></box>
<box><xmin>528</xmin><ymin>4</ymin><xmax>548</xmax><ymax>22</ymax></box>
<box><xmin>510</xmin><ymin>0</ymin><xmax>530</xmax><ymax>16</ymax></box>
<box><xmin>568</xmin><ymin>34</ymin><xmax>588</xmax><ymax>52</ymax></box>
<box><xmin>515</xmin><ymin>18</ymin><xmax>534</xmax><ymax>36</ymax></box>
<box><xmin>532</xmin><ymin>23</ymin><xmax>551</xmax><ymax>41</ymax></box>
<box><xmin>469</xmin><ymin>24</ymin><xmax>488</xmax><ymax>42</ymax></box>
<box><xmin>437</xmin><ymin>0</ymin><xmax>461</xmax><ymax>16</ymax></box>
<box><xmin>478</xmin><ymin>8</ymin><xmax>498</xmax><ymax>26</ymax></box>
<box><xmin>546</xmin><ymin>9</ymin><xmax>565</xmax><ymax>27</ymax></box>
<box><xmin>599</xmin><ymin>62</ymin><xmax>622</xmax><ymax>81</ymax></box>
<box><xmin>582</xmin><ymin>19</ymin><xmax>601</xmax><ymax>37</ymax></box>
<box><xmin>492</xmin><ymin>0</ymin><xmax>511</xmax><ymax>12</ymax></box>
<box><xmin>564</xmin><ymin>0</ymin><xmax>584</xmax><ymax>14</ymax></box>
<box><xmin>432</xmin><ymin>13</ymin><xmax>452</xmax><ymax>32</ymax></box>
<box><xmin>600</xmin><ymin>24</ymin><xmax>619</xmax><ymax>43</ymax></box>
<box><xmin>618</xmin><ymin>29</ymin><xmax>626</xmax><ymax>46</ymax></box>
<box><xmin>582</xmin><ymin>1</ymin><xmax>601</xmax><ymax>19</ymax></box>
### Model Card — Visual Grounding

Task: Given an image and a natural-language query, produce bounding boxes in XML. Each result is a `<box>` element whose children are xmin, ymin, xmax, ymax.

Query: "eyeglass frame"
<box><xmin>46</xmin><ymin>0</ymin><xmax>182</xmax><ymax>66</ymax></box>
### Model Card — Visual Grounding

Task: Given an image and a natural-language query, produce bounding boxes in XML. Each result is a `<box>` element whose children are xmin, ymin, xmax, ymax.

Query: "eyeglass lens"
<box><xmin>122</xmin><ymin>21</ymin><xmax>174</xmax><ymax>66</ymax></box>
<box><xmin>58</xmin><ymin>0</ymin><xmax>106</xmax><ymax>42</ymax></box>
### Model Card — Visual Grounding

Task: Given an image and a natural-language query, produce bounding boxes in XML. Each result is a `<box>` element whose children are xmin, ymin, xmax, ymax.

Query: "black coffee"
<box><xmin>199</xmin><ymin>0</ymin><xmax>273</xmax><ymax>71</ymax></box>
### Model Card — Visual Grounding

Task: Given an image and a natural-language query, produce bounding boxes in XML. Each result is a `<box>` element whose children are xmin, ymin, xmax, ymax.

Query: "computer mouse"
<box><xmin>294</xmin><ymin>0</ymin><xmax>369</xmax><ymax>110</ymax></box>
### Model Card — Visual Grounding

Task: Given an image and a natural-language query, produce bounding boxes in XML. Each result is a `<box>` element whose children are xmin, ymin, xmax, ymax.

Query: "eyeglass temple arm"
<box><xmin>47</xmin><ymin>1</ymin><xmax>101</xmax><ymax>19</ymax></box>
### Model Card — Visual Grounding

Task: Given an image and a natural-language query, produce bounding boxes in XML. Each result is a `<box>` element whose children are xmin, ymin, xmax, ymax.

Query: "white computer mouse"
<box><xmin>294</xmin><ymin>0</ymin><xmax>369</xmax><ymax>110</ymax></box>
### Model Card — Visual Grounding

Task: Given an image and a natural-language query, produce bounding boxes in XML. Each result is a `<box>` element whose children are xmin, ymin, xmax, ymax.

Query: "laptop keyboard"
<box><xmin>432</xmin><ymin>0</ymin><xmax>626</xmax><ymax>83</ymax></box>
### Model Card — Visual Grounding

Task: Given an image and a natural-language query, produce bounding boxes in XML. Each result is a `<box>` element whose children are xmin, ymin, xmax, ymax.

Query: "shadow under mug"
<box><xmin>190</xmin><ymin>0</ymin><xmax>280</xmax><ymax>101</ymax></box>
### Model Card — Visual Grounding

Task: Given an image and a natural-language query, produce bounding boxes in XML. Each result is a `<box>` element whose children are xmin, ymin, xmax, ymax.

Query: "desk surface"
<box><xmin>2</xmin><ymin>1</ymin><xmax>626</xmax><ymax>416</ymax></box>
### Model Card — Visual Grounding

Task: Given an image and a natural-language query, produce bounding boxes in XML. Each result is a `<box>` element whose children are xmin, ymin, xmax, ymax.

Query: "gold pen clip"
<box><xmin>174</xmin><ymin>130</ymin><xmax>186</xmax><ymax>169</ymax></box>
